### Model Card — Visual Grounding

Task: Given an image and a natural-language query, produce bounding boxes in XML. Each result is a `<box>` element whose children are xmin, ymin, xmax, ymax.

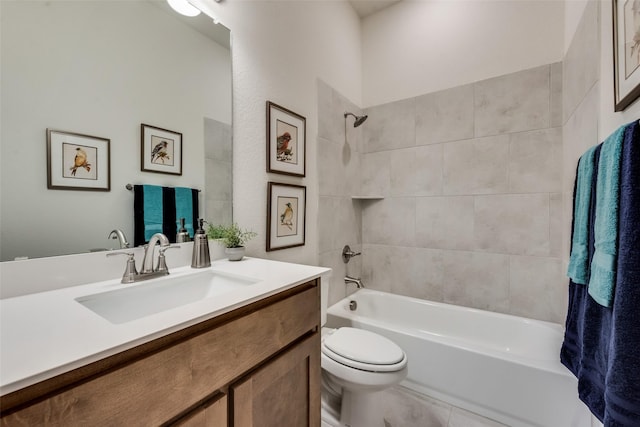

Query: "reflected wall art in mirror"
<box><xmin>0</xmin><ymin>0</ymin><xmax>232</xmax><ymax>261</ymax></box>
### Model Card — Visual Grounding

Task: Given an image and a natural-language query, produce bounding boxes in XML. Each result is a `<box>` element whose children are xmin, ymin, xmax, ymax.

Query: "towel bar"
<box><xmin>125</xmin><ymin>183</ymin><xmax>200</xmax><ymax>192</ymax></box>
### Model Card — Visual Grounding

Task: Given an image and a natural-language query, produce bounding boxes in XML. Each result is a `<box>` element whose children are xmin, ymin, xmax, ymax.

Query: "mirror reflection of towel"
<box><xmin>175</xmin><ymin>187</ymin><xmax>197</xmax><ymax>237</ymax></box>
<box><xmin>133</xmin><ymin>185</ymin><xmax>199</xmax><ymax>247</ymax></box>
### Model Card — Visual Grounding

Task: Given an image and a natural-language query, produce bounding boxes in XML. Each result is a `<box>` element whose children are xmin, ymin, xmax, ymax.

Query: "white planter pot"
<box><xmin>225</xmin><ymin>246</ymin><xmax>245</xmax><ymax>261</ymax></box>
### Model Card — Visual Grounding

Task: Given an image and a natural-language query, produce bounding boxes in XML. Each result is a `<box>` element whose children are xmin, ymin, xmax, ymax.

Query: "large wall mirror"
<box><xmin>0</xmin><ymin>0</ymin><xmax>232</xmax><ymax>261</ymax></box>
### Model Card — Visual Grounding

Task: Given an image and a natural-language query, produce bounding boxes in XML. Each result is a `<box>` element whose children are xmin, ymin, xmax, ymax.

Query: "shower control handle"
<box><xmin>342</xmin><ymin>245</ymin><xmax>361</xmax><ymax>263</ymax></box>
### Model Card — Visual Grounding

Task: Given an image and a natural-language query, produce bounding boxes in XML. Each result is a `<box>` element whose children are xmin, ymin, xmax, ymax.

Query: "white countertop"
<box><xmin>0</xmin><ymin>257</ymin><xmax>330</xmax><ymax>396</ymax></box>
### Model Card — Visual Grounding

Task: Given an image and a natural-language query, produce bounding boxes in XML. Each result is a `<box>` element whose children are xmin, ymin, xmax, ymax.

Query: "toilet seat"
<box><xmin>322</xmin><ymin>327</ymin><xmax>407</xmax><ymax>372</ymax></box>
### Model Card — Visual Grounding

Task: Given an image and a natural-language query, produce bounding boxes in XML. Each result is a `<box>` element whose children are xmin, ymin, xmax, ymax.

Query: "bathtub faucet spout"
<box><xmin>345</xmin><ymin>276</ymin><xmax>364</xmax><ymax>289</ymax></box>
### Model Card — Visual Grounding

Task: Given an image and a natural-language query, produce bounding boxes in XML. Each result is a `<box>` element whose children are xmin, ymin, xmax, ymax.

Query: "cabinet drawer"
<box><xmin>1</xmin><ymin>282</ymin><xmax>319</xmax><ymax>426</ymax></box>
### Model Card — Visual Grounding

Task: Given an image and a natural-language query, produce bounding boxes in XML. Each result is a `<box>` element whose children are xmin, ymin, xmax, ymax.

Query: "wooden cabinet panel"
<box><xmin>231</xmin><ymin>334</ymin><xmax>320</xmax><ymax>427</ymax></box>
<box><xmin>1</xmin><ymin>282</ymin><xmax>319</xmax><ymax>426</ymax></box>
<box><xmin>171</xmin><ymin>394</ymin><xmax>227</xmax><ymax>427</ymax></box>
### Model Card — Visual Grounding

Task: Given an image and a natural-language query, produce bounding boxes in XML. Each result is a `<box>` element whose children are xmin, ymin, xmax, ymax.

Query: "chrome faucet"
<box><xmin>108</xmin><ymin>229</ymin><xmax>130</xmax><ymax>249</ymax></box>
<box><xmin>107</xmin><ymin>233</ymin><xmax>179</xmax><ymax>284</ymax></box>
<box><xmin>345</xmin><ymin>276</ymin><xmax>364</xmax><ymax>289</ymax></box>
<box><xmin>141</xmin><ymin>233</ymin><xmax>170</xmax><ymax>274</ymax></box>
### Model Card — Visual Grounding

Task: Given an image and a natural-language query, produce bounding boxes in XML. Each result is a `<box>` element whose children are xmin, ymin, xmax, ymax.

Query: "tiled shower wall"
<box><xmin>562</xmin><ymin>0</ymin><xmax>600</xmax><ymax>272</ymax></box>
<box><xmin>358</xmin><ymin>63</ymin><xmax>566</xmax><ymax>323</ymax></box>
<box><xmin>204</xmin><ymin>117</ymin><xmax>233</xmax><ymax>226</ymax></box>
<box><xmin>317</xmin><ymin>80</ymin><xmax>365</xmax><ymax>306</ymax></box>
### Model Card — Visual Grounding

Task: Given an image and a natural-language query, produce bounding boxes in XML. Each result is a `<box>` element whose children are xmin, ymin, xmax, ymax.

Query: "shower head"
<box><xmin>344</xmin><ymin>112</ymin><xmax>368</xmax><ymax>128</ymax></box>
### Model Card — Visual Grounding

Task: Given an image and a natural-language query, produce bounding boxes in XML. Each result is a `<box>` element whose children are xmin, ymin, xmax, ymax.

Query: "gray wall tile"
<box><xmin>318</xmin><ymin>78</ymin><xmax>365</xmax><ymax>151</ymax></box>
<box><xmin>475</xmin><ymin>194</ymin><xmax>551</xmax><ymax>256</ymax></box>
<box><xmin>508</xmin><ymin>127</ymin><xmax>562</xmax><ymax>193</ymax></box>
<box><xmin>318</xmin><ymin>195</ymin><xmax>361</xmax><ymax>253</ymax></box>
<box><xmin>562</xmin><ymin>0</ymin><xmax>600</xmax><ymax>121</ymax></box>
<box><xmin>362</xmin><ymin>197</ymin><xmax>416</xmax><ymax>246</ymax></box>
<box><xmin>550</xmin><ymin>193</ymin><xmax>563</xmax><ymax>258</ymax></box>
<box><xmin>362</xmin><ymin>244</ymin><xmax>444</xmax><ymax>301</ymax></box>
<box><xmin>205</xmin><ymin>158</ymin><xmax>232</xmax><ymax>200</ymax></box>
<box><xmin>318</xmin><ymin>137</ymin><xmax>361</xmax><ymax>196</ymax></box>
<box><xmin>317</xmin><ymin>79</ymin><xmax>339</xmax><ymax>143</ymax></box>
<box><xmin>509</xmin><ymin>255</ymin><xmax>567</xmax><ymax>323</ymax></box>
<box><xmin>415</xmin><ymin>84</ymin><xmax>474</xmax><ymax>145</ymax></box>
<box><xmin>364</xmin><ymin>98</ymin><xmax>415</xmax><ymax>153</ymax></box>
<box><xmin>474</xmin><ymin>65</ymin><xmax>550</xmax><ymax>137</ymax></box>
<box><xmin>205</xmin><ymin>200</ymin><xmax>232</xmax><ymax>226</ymax></box>
<box><xmin>442</xmin><ymin>250</ymin><xmax>510</xmax><ymax>312</ymax></box>
<box><xmin>550</xmin><ymin>62</ymin><xmax>563</xmax><ymax>127</ymax></box>
<box><xmin>204</xmin><ymin>117</ymin><xmax>232</xmax><ymax>161</ymax></box>
<box><xmin>414</xmin><ymin>144</ymin><xmax>444</xmax><ymax>196</ymax></box>
<box><xmin>443</xmin><ymin>135</ymin><xmax>509</xmax><ymax>195</ymax></box>
<box><xmin>362</xmin><ymin>151</ymin><xmax>391</xmax><ymax>196</ymax></box>
<box><xmin>416</xmin><ymin>196</ymin><xmax>475</xmax><ymax>250</ymax></box>
<box><xmin>319</xmin><ymin>249</ymin><xmax>348</xmax><ymax>306</ymax></box>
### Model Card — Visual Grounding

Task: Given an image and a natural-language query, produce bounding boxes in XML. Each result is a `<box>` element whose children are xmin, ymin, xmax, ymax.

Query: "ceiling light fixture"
<box><xmin>167</xmin><ymin>0</ymin><xmax>201</xmax><ymax>17</ymax></box>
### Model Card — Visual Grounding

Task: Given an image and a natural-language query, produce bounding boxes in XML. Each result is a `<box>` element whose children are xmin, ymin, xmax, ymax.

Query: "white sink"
<box><xmin>75</xmin><ymin>270</ymin><xmax>260</xmax><ymax>324</ymax></box>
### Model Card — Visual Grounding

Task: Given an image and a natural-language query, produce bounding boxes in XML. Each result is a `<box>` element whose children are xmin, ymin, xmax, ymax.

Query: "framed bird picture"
<box><xmin>266</xmin><ymin>101</ymin><xmax>306</xmax><ymax>177</ymax></box>
<box><xmin>141</xmin><ymin>124</ymin><xmax>182</xmax><ymax>175</ymax></box>
<box><xmin>266</xmin><ymin>182</ymin><xmax>306</xmax><ymax>251</ymax></box>
<box><xmin>46</xmin><ymin>129</ymin><xmax>111</xmax><ymax>191</ymax></box>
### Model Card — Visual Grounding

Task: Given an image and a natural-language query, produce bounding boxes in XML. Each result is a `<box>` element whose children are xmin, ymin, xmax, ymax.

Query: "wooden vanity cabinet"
<box><xmin>172</xmin><ymin>393</ymin><xmax>228</xmax><ymax>427</ymax></box>
<box><xmin>231</xmin><ymin>334</ymin><xmax>319</xmax><ymax>427</ymax></box>
<box><xmin>0</xmin><ymin>280</ymin><xmax>321</xmax><ymax>427</ymax></box>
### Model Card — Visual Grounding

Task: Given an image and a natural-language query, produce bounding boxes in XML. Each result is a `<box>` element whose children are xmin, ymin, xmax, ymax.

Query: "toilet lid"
<box><xmin>322</xmin><ymin>327</ymin><xmax>405</xmax><ymax>366</ymax></box>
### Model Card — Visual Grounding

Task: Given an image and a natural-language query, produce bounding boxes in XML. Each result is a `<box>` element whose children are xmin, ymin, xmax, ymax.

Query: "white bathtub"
<box><xmin>326</xmin><ymin>289</ymin><xmax>591</xmax><ymax>427</ymax></box>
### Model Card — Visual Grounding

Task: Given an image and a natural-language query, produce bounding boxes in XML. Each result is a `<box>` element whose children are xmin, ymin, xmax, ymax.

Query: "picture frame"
<box><xmin>613</xmin><ymin>0</ymin><xmax>640</xmax><ymax>111</ymax></box>
<box><xmin>266</xmin><ymin>182</ymin><xmax>306</xmax><ymax>251</ymax></box>
<box><xmin>266</xmin><ymin>101</ymin><xmax>306</xmax><ymax>177</ymax></box>
<box><xmin>141</xmin><ymin>124</ymin><xmax>182</xmax><ymax>175</ymax></box>
<box><xmin>46</xmin><ymin>129</ymin><xmax>110</xmax><ymax>191</ymax></box>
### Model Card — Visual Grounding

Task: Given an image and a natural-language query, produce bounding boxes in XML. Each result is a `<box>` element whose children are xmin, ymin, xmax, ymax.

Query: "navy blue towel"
<box><xmin>561</xmin><ymin>121</ymin><xmax>640</xmax><ymax>425</ymax></box>
<box><xmin>604</xmin><ymin>121</ymin><xmax>640</xmax><ymax>425</ymax></box>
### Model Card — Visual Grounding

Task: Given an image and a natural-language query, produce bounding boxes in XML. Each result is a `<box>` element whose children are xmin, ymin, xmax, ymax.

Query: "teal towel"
<box><xmin>588</xmin><ymin>124</ymin><xmax>626</xmax><ymax>307</ymax></box>
<box><xmin>175</xmin><ymin>187</ymin><xmax>194</xmax><ymax>237</ymax></box>
<box><xmin>567</xmin><ymin>146</ymin><xmax>597</xmax><ymax>284</ymax></box>
<box><xmin>143</xmin><ymin>185</ymin><xmax>163</xmax><ymax>242</ymax></box>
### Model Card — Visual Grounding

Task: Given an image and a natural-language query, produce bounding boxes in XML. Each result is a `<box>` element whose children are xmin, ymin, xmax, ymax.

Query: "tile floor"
<box><xmin>382</xmin><ymin>386</ymin><xmax>507</xmax><ymax>427</ymax></box>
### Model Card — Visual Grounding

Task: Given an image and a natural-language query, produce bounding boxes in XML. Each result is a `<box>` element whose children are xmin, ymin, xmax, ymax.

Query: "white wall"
<box><xmin>362</xmin><ymin>0</ymin><xmax>564</xmax><ymax>107</ymax></box>
<box><xmin>0</xmin><ymin>1</ymin><xmax>231</xmax><ymax>260</ymax></box>
<box><xmin>563</xmin><ymin>0</ymin><xmax>640</xmax><ymax>137</ymax></box>
<box><xmin>598</xmin><ymin>0</ymin><xmax>640</xmax><ymax>136</ymax></box>
<box><xmin>194</xmin><ymin>0</ymin><xmax>363</xmax><ymax>266</ymax></box>
<box><xmin>564</xmin><ymin>0</ymin><xmax>589</xmax><ymax>53</ymax></box>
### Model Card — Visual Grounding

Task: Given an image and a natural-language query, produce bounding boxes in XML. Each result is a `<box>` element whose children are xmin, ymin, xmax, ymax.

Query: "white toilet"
<box><xmin>320</xmin><ymin>277</ymin><xmax>408</xmax><ymax>427</ymax></box>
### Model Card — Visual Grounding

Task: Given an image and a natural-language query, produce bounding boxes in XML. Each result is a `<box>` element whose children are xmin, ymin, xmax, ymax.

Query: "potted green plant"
<box><xmin>212</xmin><ymin>223</ymin><xmax>257</xmax><ymax>261</ymax></box>
<box><xmin>206</xmin><ymin>223</ymin><xmax>227</xmax><ymax>240</ymax></box>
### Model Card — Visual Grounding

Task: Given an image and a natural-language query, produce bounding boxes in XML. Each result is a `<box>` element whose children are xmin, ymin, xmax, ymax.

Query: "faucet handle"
<box><xmin>107</xmin><ymin>252</ymin><xmax>138</xmax><ymax>283</ymax></box>
<box><xmin>342</xmin><ymin>245</ymin><xmax>362</xmax><ymax>263</ymax></box>
<box><xmin>157</xmin><ymin>245</ymin><xmax>180</xmax><ymax>273</ymax></box>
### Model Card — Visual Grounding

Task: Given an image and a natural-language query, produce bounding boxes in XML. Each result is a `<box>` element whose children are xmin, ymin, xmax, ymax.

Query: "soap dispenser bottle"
<box><xmin>176</xmin><ymin>217</ymin><xmax>190</xmax><ymax>243</ymax></box>
<box><xmin>191</xmin><ymin>218</ymin><xmax>211</xmax><ymax>268</ymax></box>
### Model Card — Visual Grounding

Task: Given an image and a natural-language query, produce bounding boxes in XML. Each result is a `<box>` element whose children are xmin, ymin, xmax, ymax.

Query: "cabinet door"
<box><xmin>171</xmin><ymin>394</ymin><xmax>227</xmax><ymax>427</ymax></box>
<box><xmin>231</xmin><ymin>334</ymin><xmax>320</xmax><ymax>427</ymax></box>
